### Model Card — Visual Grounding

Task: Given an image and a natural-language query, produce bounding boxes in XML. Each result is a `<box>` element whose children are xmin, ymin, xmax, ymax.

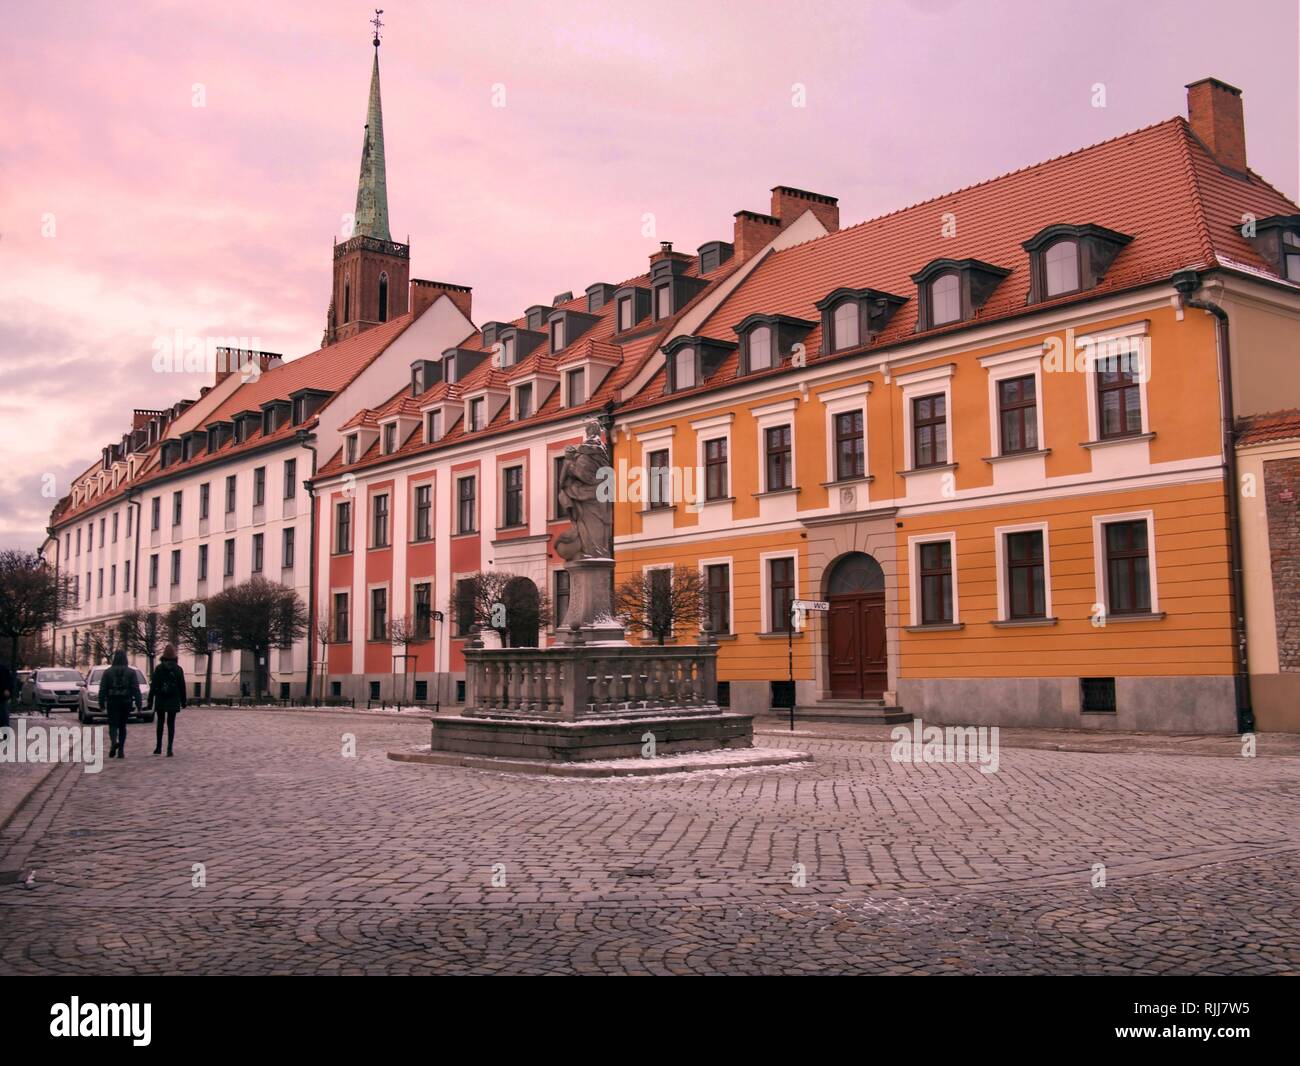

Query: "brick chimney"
<box><xmin>770</xmin><ymin>186</ymin><xmax>840</xmax><ymax>234</ymax></box>
<box><xmin>733</xmin><ymin>210</ymin><xmax>782</xmax><ymax>262</ymax></box>
<box><xmin>410</xmin><ymin>279</ymin><xmax>473</xmax><ymax>322</ymax></box>
<box><xmin>1186</xmin><ymin>78</ymin><xmax>1247</xmax><ymax>173</ymax></box>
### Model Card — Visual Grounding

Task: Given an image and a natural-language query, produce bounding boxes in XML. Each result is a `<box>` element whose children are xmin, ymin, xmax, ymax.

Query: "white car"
<box><xmin>79</xmin><ymin>665</ymin><xmax>153</xmax><ymax>724</ymax></box>
<box><xmin>20</xmin><ymin>668</ymin><xmax>85</xmax><ymax>715</ymax></box>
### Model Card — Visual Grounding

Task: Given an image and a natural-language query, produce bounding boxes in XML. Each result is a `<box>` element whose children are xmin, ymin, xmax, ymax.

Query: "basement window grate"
<box><xmin>770</xmin><ymin>680</ymin><xmax>795</xmax><ymax>711</ymax></box>
<box><xmin>717</xmin><ymin>681</ymin><xmax>730</xmax><ymax>708</ymax></box>
<box><xmin>1081</xmin><ymin>677</ymin><xmax>1117</xmax><ymax>713</ymax></box>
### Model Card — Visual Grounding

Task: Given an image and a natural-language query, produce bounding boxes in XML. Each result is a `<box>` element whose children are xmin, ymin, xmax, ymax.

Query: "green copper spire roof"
<box><xmin>352</xmin><ymin>44</ymin><xmax>391</xmax><ymax>242</ymax></box>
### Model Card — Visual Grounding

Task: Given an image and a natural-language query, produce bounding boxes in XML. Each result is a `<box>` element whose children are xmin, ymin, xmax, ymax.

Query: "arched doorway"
<box><xmin>825</xmin><ymin>552</ymin><xmax>887</xmax><ymax>699</ymax></box>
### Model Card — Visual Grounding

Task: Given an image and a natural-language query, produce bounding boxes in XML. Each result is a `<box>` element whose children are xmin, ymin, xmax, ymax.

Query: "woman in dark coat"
<box><xmin>148</xmin><ymin>644</ymin><xmax>188</xmax><ymax>756</ymax></box>
<box><xmin>100</xmin><ymin>648</ymin><xmax>141</xmax><ymax>759</ymax></box>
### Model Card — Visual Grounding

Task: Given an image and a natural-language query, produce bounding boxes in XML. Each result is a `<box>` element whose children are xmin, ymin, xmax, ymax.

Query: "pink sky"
<box><xmin>2</xmin><ymin>0</ymin><xmax>1297</xmax><ymax>550</ymax></box>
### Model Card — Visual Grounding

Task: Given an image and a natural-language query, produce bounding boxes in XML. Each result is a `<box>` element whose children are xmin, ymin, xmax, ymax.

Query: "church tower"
<box><xmin>324</xmin><ymin>14</ymin><xmax>410</xmax><ymax>347</ymax></box>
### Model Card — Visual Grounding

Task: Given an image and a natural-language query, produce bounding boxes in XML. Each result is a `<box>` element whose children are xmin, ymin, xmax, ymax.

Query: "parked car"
<box><xmin>20</xmin><ymin>668</ymin><xmax>86</xmax><ymax>714</ymax></box>
<box><xmin>79</xmin><ymin>665</ymin><xmax>153</xmax><ymax>723</ymax></box>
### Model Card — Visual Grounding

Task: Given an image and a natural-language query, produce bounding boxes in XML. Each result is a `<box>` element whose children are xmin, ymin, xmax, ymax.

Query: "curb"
<box><xmin>388</xmin><ymin>747</ymin><xmax>813</xmax><ymax>778</ymax></box>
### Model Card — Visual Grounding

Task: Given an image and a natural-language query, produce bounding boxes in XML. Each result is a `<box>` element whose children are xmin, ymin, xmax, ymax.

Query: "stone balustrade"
<box><xmin>463</xmin><ymin>642</ymin><xmax>719</xmax><ymax>721</ymax></box>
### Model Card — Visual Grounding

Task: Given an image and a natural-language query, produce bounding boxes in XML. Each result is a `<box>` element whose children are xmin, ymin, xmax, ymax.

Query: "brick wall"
<box><xmin>1264</xmin><ymin>456</ymin><xmax>1300</xmax><ymax>670</ymax></box>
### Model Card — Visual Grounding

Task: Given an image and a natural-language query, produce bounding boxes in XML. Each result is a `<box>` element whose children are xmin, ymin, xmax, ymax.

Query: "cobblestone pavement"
<box><xmin>1</xmin><ymin>708</ymin><xmax>1297</xmax><ymax>975</ymax></box>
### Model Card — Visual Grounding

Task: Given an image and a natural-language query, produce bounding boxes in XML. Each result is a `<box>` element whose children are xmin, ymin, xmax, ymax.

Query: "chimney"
<box><xmin>770</xmin><ymin>186</ymin><xmax>840</xmax><ymax>234</ymax></box>
<box><xmin>1186</xmin><ymin>78</ymin><xmax>1247</xmax><ymax>173</ymax></box>
<box><xmin>733</xmin><ymin>210</ymin><xmax>782</xmax><ymax>262</ymax></box>
<box><xmin>410</xmin><ymin>278</ymin><xmax>473</xmax><ymax>322</ymax></box>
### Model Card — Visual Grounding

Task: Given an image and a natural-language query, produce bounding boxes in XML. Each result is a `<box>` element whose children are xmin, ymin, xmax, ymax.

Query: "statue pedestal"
<box><xmin>558</xmin><ymin>557</ymin><xmax>625</xmax><ymax>645</ymax></box>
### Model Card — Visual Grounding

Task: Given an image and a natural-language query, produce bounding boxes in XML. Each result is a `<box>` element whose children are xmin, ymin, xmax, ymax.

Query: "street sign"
<box><xmin>791</xmin><ymin>599</ymin><xmax>830</xmax><ymax>611</ymax></box>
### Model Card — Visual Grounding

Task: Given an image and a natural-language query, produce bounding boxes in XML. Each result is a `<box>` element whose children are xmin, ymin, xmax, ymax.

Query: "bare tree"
<box><xmin>207</xmin><ymin>577</ymin><xmax>308</xmax><ymax>699</ymax></box>
<box><xmin>0</xmin><ymin>550</ymin><xmax>79</xmax><ymax>668</ymax></box>
<box><xmin>615</xmin><ymin>566</ymin><xmax>703</xmax><ymax>645</ymax></box>
<box><xmin>315</xmin><ymin>607</ymin><xmax>334</xmax><ymax>703</ymax></box>
<box><xmin>118</xmin><ymin>609</ymin><xmax>166</xmax><ymax>674</ymax></box>
<box><xmin>168</xmin><ymin>599</ymin><xmax>216</xmax><ymax>701</ymax></box>
<box><xmin>387</xmin><ymin>615</ymin><xmax>420</xmax><ymax>705</ymax></box>
<box><xmin>85</xmin><ymin>622</ymin><xmax>117</xmax><ymax>666</ymax></box>
<box><xmin>455</xmin><ymin>571</ymin><xmax>550</xmax><ymax>648</ymax></box>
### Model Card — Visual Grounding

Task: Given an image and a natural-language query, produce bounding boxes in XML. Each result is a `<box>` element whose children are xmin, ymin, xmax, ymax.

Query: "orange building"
<box><xmin>612</xmin><ymin>79</ymin><xmax>1300</xmax><ymax>732</ymax></box>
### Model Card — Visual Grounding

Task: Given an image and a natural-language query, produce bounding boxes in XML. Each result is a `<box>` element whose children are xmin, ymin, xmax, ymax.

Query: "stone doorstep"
<box><xmin>388</xmin><ymin>746</ymin><xmax>812</xmax><ymax>778</ymax></box>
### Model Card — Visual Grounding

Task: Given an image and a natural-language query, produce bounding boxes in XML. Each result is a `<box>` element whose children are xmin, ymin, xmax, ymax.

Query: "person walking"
<box><xmin>149</xmin><ymin>644</ymin><xmax>187</xmax><ymax>756</ymax></box>
<box><xmin>0</xmin><ymin>658</ymin><xmax>13</xmax><ymax>732</ymax></box>
<box><xmin>100</xmin><ymin>649</ymin><xmax>141</xmax><ymax>759</ymax></box>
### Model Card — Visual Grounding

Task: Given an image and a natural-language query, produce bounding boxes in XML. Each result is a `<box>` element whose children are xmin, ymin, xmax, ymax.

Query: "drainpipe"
<box><xmin>46</xmin><ymin>527</ymin><xmax>60</xmax><ymax>666</ymax></box>
<box><xmin>297</xmin><ymin>430</ymin><xmax>319</xmax><ymax>703</ymax></box>
<box><xmin>1171</xmin><ymin>270</ymin><xmax>1254</xmax><ymax>733</ymax></box>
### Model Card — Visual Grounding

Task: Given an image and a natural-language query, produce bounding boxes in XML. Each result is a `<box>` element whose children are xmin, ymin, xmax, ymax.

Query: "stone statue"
<box><xmin>555</xmin><ymin>421</ymin><xmax>613</xmax><ymax>561</ymax></box>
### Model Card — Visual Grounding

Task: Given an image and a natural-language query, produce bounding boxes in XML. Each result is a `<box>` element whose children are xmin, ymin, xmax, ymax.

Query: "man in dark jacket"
<box><xmin>0</xmin><ymin>658</ymin><xmax>13</xmax><ymax>731</ymax></box>
<box><xmin>149</xmin><ymin>644</ymin><xmax>187</xmax><ymax>757</ymax></box>
<box><xmin>100</xmin><ymin>649</ymin><xmax>141</xmax><ymax>759</ymax></box>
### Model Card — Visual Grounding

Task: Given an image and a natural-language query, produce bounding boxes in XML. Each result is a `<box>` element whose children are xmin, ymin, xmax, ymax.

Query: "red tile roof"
<box><xmin>51</xmin><ymin>314</ymin><xmax>418</xmax><ymax>526</ymax></box>
<box><xmin>1237</xmin><ymin>409</ymin><xmax>1300</xmax><ymax>447</ymax></box>
<box><xmin>620</xmin><ymin>117</ymin><xmax>1299</xmax><ymax>410</ymax></box>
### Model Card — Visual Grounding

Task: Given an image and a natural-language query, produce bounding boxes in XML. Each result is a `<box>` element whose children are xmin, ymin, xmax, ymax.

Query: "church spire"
<box><xmin>353</xmin><ymin>10</ymin><xmax>391</xmax><ymax>242</ymax></box>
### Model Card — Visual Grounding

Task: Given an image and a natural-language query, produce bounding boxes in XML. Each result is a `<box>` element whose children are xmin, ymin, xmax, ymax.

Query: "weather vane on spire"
<box><xmin>371</xmin><ymin>9</ymin><xmax>384</xmax><ymax>48</ymax></box>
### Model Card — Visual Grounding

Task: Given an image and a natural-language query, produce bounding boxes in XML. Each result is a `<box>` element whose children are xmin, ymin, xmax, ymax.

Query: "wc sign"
<box><xmin>790</xmin><ymin>599</ymin><xmax>829</xmax><ymax>631</ymax></box>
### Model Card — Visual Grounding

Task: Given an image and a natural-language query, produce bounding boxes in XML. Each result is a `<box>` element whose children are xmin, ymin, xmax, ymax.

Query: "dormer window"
<box><xmin>501</xmin><ymin>335</ymin><xmax>516</xmax><ymax>365</ymax></box>
<box><xmin>565</xmin><ymin>368</ymin><xmax>585</xmax><ymax>407</ymax></box>
<box><xmin>469</xmin><ymin>397</ymin><xmax>485</xmax><ymax>431</ymax></box>
<box><xmin>617</xmin><ymin>297</ymin><xmax>634</xmax><ymax>331</ymax></box>
<box><xmin>815</xmin><ymin>288</ymin><xmax>907</xmax><ymax>354</ymax></box>
<box><xmin>547</xmin><ymin>308</ymin><xmax>597</xmax><ymax>354</ymax></box>
<box><xmin>444</xmin><ymin>355</ymin><xmax>457</xmax><ymax>384</ymax></box>
<box><xmin>425</xmin><ymin>410</ymin><xmax>441</xmax><ymax>443</ymax></box>
<box><xmin>1043</xmin><ymin>240</ymin><xmax>1080</xmax><ymax>296</ymax></box>
<box><xmin>832</xmin><ymin>302</ymin><xmax>859</xmax><ymax>350</ymax></box>
<box><xmin>748</xmin><ymin>326</ymin><xmax>772</xmax><ymax>370</ymax></box>
<box><xmin>929</xmin><ymin>273</ymin><xmax>961</xmax><ymax>325</ymax></box>
<box><xmin>1022</xmin><ymin>224</ymin><xmax>1132</xmax><ymax>304</ymax></box>
<box><xmin>654</xmin><ymin>284</ymin><xmax>672</xmax><ymax>320</ymax></box>
<box><xmin>662</xmin><ymin>336</ymin><xmax>735</xmax><ymax>394</ymax></box>
<box><xmin>673</xmin><ymin>348</ymin><xmax>696</xmax><ymax>389</ymax></box>
<box><xmin>911</xmin><ymin>259</ymin><xmax>1010</xmax><ymax>330</ymax></box>
<box><xmin>1245</xmin><ymin>216</ymin><xmax>1300</xmax><ymax>282</ymax></box>
<box><xmin>345</xmin><ymin>435</ymin><xmax>358</xmax><ymax>464</ymax></box>
<box><xmin>734</xmin><ymin>314</ymin><xmax>815</xmax><ymax>375</ymax></box>
<box><xmin>383</xmin><ymin>424</ymin><xmax>397</xmax><ymax>455</ymax></box>
<box><xmin>515</xmin><ymin>383</ymin><xmax>534</xmax><ymax>420</ymax></box>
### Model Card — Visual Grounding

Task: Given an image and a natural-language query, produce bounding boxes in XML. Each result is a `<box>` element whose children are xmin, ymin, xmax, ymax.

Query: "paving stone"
<box><xmin>0</xmin><ymin>707</ymin><xmax>1297</xmax><ymax>975</ymax></box>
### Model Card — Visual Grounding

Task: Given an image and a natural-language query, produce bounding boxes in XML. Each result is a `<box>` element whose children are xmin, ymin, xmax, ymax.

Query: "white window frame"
<box><xmin>994</xmin><ymin>521</ymin><xmax>1053</xmax><ymax>621</ymax></box>
<box><xmin>897</xmin><ymin>363</ymin><xmax>955</xmax><ymax>470</ymax></box>
<box><xmin>408</xmin><ymin>575</ymin><xmax>436</xmax><ymax>641</ymax></box>
<box><xmin>370</xmin><ymin>491</ymin><xmax>390</xmax><ymax>549</ymax></box>
<box><xmin>691</xmin><ymin>413</ymin><xmax>734</xmax><ymax>504</ymax></box>
<box><xmin>907</xmin><ymin>532</ymin><xmax>959</xmax><ymax>627</ymax></box>
<box><xmin>759</xmin><ymin>549</ymin><xmax>799</xmax><ymax>634</ymax></box>
<box><xmin>819</xmin><ymin>382</ymin><xmax>873</xmax><ymax>484</ymax></box>
<box><xmin>753</xmin><ymin>398</ymin><xmax>799</xmax><ymax>493</ymax></box>
<box><xmin>979</xmin><ymin>347</ymin><xmax>1046</xmax><ymax>457</ymax></box>
<box><xmin>1091</xmin><ymin>509</ymin><xmax>1160</xmax><ymax>616</ymax></box>
<box><xmin>635</xmin><ymin>426</ymin><xmax>676</xmax><ymax>509</ymax></box>
<box><xmin>1079</xmin><ymin>321</ymin><xmax>1151</xmax><ymax>442</ymax></box>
